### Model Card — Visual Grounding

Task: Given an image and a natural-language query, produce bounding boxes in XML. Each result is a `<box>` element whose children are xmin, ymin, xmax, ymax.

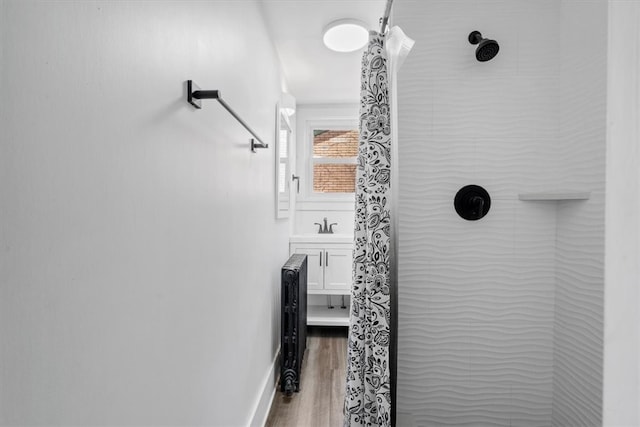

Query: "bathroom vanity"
<box><xmin>289</xmin><ymin>234</ymin><xmax>353</xmax><ymax>327</ymax></box>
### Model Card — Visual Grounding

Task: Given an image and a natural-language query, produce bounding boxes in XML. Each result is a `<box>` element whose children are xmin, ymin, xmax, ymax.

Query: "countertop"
<box><xmin>289</xmin><ymin>234</ymin><xmax>354</xmax><ymax>244</ymax></box>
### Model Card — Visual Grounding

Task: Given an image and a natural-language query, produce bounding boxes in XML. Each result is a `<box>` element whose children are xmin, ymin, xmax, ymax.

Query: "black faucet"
<box><xmin>314</xmin><ymin>217</ymin><xmax>337</xmax><ymax>234</ymax></box>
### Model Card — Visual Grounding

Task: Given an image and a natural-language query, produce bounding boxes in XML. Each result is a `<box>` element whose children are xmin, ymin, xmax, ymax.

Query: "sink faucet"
<box><xmin>314</xmin><ymin>217</ymin><xmax>337</xmax><ymax>234</ymax></box>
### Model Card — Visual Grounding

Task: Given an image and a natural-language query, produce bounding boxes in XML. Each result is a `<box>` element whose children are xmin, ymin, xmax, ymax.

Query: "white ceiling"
<box><xmin>260</xmin><ymin>0</ymin><xmax>387</xmax><ymax>105</ymax></box>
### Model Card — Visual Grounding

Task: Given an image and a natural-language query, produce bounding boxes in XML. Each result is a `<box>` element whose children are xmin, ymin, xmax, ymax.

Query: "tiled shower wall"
<box><xmin>395</xmin><ymin>1</ymin><xmax>605</xmax><ymax>425</ymax></box>
<box><xmin>552</xmin><ymin>1</ymin><xmax>606</xmax><ymax>426</ymax></box>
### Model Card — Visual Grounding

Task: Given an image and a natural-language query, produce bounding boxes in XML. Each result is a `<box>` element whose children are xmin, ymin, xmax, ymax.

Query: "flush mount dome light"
<box><xmin>323</xmin><ymin>19</ymin><xmax>369</xmax><ymax>52</ymax></box>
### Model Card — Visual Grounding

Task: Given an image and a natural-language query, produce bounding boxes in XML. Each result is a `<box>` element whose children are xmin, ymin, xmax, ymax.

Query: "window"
<box><xmin>275</xmin><ymin>111</ymin><xmax>292</xmax><ymax>217</ymax></box>
<box><xmin>278</xmin><ymin>124</ymin><xmax>290</xmax><ymax>194</ymax></box>
<box><xmin>311</xmin><ymin>129</ymin><xmax>358</xmax><ymax>194</ymax></box>
<box><xmin>296</xmin><ymin>106</ymin><xmax>359</xmax><ymax>205</ymax></box>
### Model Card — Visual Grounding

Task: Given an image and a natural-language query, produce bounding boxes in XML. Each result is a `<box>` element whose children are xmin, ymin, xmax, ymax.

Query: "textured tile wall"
<box><xmin>551</xmin><ymin>2</ymin><xmax>607</xmax><ymax>426</ymax></box>
<box><xmin>395</xmin><ymin>1</ymin><xmax>605</xmax><ymax>425</ymax></box>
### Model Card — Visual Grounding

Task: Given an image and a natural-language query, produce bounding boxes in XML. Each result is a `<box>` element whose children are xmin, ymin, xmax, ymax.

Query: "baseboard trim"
<box><xmin>248</xmin><ymin>347</ymin><xmax>280</xmax><ymax>427</ymax></box>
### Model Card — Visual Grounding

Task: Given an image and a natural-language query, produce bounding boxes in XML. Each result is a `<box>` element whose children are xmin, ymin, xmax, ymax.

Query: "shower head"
<box><xmin>468</xmin><ymin>30</ymin><xmax>499</xmax><ymax>62</ymax></box>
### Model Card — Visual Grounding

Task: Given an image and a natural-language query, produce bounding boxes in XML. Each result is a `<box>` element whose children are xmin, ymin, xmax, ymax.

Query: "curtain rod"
<box><xmin>380</xmin><ymin>0</ymin><xmax>394</xmax><ymax>34</ymax></box>
<box><xmin>186</xmin><ymin>80</ymin><xmax>268</xmax><ymax>153</ymax></box>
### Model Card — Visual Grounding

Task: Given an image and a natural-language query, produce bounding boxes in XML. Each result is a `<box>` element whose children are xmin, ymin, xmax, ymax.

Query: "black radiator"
<box><xmin>280</xmin><ymin>254</ymin><xmax>308</xmax><ymax>396</ymax></box>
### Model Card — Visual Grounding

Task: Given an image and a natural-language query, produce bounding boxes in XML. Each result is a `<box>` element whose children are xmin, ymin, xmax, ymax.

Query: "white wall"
<box><xmin>0</xmin><ymin>1</ymin><xmax>288</xmax><ymax>425</ymax></box>
<box><xmin>0</xmin><ymin>2</ymin><xmax>4</xmax><ymax>422</ymax></box>
<box><xmin>603</xmin><ymin>1</ymin><xmax>640</xmax><ymax>425</ymax></box>
<box><xmin>552</xmin><ymin>1</ymin><xmax>607</xmax><ymax>425</ymax></box>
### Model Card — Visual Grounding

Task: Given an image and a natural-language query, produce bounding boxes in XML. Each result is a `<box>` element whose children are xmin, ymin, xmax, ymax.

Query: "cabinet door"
<box><xmin>324</xmin><ymin>248</ymin><xmax>352</xmax><ymax>292</ymax></box>
<box><xmin>291</xmin><ymin>247</ymin><xmax>324</xmax><ymax>291</ymax></box>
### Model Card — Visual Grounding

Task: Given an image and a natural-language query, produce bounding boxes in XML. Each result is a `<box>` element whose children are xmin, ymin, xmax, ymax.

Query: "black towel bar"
<box><xmin>187</xmin><ymin>80</ymin><xmax>268</xmax><ymax>153</ymax></box>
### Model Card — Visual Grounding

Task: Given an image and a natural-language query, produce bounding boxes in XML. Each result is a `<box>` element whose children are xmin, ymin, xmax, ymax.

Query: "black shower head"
<box><xmin>468</xmin><ymin>30</ymin><xmax>499</xmax><ymax>62</ymax></box>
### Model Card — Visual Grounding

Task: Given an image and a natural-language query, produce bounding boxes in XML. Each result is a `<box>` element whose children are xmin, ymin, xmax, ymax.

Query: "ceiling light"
<box><xmin>322</xmin><ymin>19</ymin><xmax>369</xmax><ymax>53</ymax></box>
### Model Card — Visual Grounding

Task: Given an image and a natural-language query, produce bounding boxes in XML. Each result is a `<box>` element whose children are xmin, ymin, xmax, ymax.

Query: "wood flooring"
<box><xmin>265</xmin><ymin>326</ymin><xmax>348</xmax><ymax>427</ymax></box>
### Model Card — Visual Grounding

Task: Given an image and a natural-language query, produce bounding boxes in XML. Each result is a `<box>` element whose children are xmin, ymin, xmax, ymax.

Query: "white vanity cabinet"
<box><xmin>289</xmin><ymin>235</ymin><xmax>353</xmax><ymax>326</ymax></box>
<box><xmin>290</xmin><ymin>245</ymin><xmax>351</xmax><ymax>294</ymax></box>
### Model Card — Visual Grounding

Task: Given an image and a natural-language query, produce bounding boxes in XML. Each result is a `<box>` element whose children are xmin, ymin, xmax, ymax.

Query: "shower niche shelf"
<box><xmin>518</xmin><ymin>191</ymin><xmax>591</xmax><ymax>201</ymax></box>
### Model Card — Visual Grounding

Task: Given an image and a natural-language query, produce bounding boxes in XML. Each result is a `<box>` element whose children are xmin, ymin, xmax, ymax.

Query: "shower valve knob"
<box><xmin>454</xmin><ymin>185</ymin><xmax>491</xmax><ymax>221</ymax></box>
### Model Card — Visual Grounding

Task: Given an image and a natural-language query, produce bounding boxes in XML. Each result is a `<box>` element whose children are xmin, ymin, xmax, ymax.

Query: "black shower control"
<box><xmin>454</xmin><ymin>185</ymin><xmax>491</xmax><ymax>221</ymax></box>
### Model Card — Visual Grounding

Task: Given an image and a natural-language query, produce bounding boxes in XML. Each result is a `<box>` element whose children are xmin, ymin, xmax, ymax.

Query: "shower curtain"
<box><xmin>344</xmin><ymin>27</ymin><xmax>413</xmax><ymax>427</ymax></box>
<box><xmin>344</xmin><ymin>31</ymin><xmax>392</xmax><ymax>427</ymax></box>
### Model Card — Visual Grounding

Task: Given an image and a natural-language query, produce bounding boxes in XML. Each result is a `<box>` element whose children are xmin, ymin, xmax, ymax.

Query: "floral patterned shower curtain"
<box><xmin>344</xmin><ymin>31</ymin><xmax>392</xmax><ymax>427</ymax></box>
